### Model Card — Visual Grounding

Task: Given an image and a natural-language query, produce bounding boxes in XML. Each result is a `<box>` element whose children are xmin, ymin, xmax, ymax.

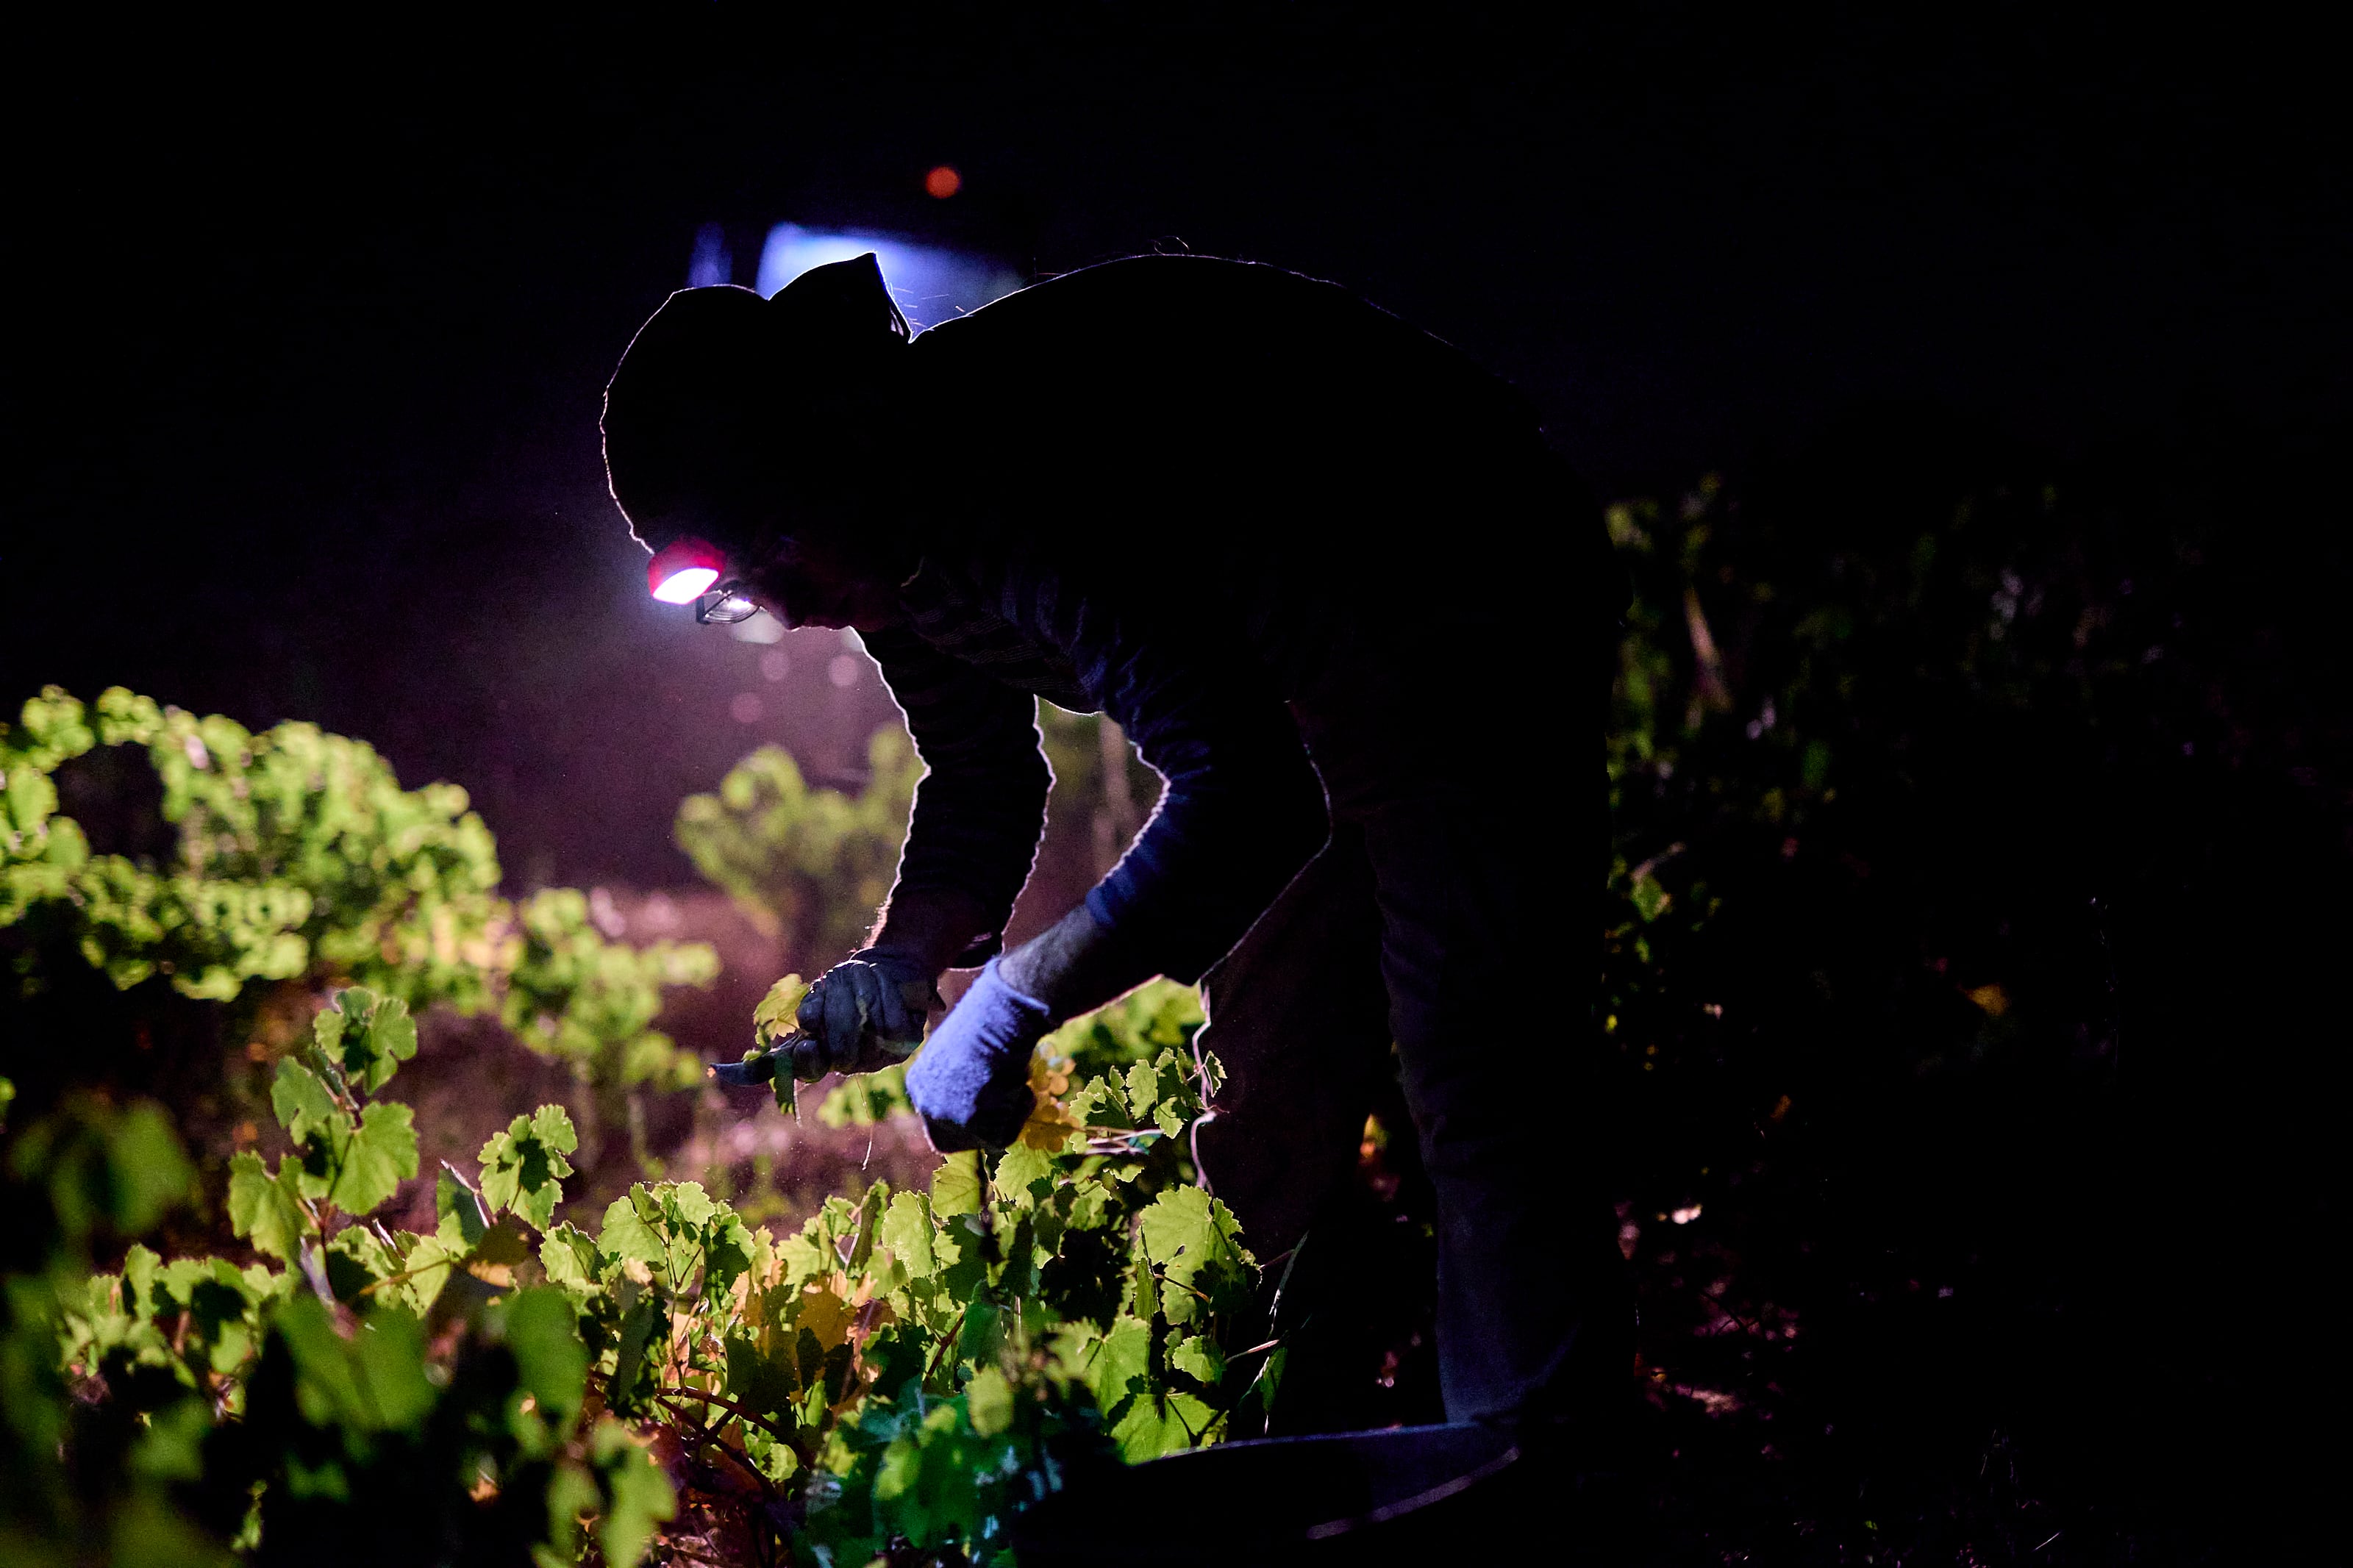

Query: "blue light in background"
<box><xmin>753</xmin><ymin>223</ymin><xmax>1026</xmax><ymax>331</ymax></box>
<box><xmin>687</xmin><ymin>223</ymin><xmax>732</xmax><ymax>289</ymax></box>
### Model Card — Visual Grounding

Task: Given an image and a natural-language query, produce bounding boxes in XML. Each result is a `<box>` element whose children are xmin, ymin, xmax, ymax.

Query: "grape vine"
<box><xmin>3</xmin><ymin>689</ymin><xmax>1263</xmax><ymax>1566</ymax></box>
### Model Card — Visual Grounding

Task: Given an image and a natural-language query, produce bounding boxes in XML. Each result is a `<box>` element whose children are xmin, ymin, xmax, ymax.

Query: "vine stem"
<box><xmin>356</xmin><ymin>1263</ymin><xmax>422</xmax><ymax>1297</ymax></box>
<box><xmin>656</xmin><ymin>1386</ymin><xmax>797</xmax><ymax>1447</ymax></box>
<box><xmin>1157</xmin><ymin>1270</ymin><xmax>1213</xmax><ymax>1306</ymax></box>
<box><xmin>923</xmin><ymin>1314</ymin><xmax>965</xmax><ymax>1381</ymax></box>
<box><xmin>663</xmin><ymin>1404</ymin><xmax>782</xmax><ymax>1503</ymax></box>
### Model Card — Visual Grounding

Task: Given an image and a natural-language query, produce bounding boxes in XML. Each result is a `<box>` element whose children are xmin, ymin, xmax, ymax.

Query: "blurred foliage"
<box><xmin>672</xmin><ymin>728</ymin><xmax>921</xmax><ymax>966</ymax></box>
<box><xmin>1594</xmin><ymin>461</ymin><xmax>2235</xmax><ymax>1098</ymax></box>
<box><xmin>1</xmin><ymin>688</ymin><xmax>503</xmax><ymax>1008</ymax></box>
<box><xmin>505</xmin><ymin>889</ymin><xmax>715</xmax><ymax>1094</ymax></box>
<box><xmin>0</xmin><ymin>687</ymin><xmax>715</xmax><ymax>1168</ymax></box>
<box><xmin>1</xmin><ymin>1090</ymin><xmax>213</xmax><ymax>1568</ymax></box>
<box><xmin>1587</xmin><ymin>443</ymin><xmax>2344</xmax><ymax>1562</ymax></box>
<box><xmin>670</xmin><ymin>705</ymin><xmax>1157</xmax><ymax>983</ymax></box>
<box><xmin>502</xmin><ymin>887</ymin><xmax>718</xmax><ymax>1171</ymax></box>
<box><xmin>1036</xmin><ymin>704</ymin><xmax>1159</xmax><ymax>882</ymax></box>
<box><xmin>9</xmin><ymin>1005</ymin><xmax>671</xmax><ymax>1567</ymax></box>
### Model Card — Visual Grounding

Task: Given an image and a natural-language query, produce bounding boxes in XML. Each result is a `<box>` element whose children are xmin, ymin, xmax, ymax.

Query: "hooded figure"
<box><xmin>604</xmin><ymin>252</ymin><xmax>1629</xmax><ymax>1437</ymax></box>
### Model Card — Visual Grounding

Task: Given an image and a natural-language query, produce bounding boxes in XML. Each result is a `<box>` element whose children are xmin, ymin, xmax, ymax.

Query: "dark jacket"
<box><xmin>864</xmin><ymin>256</ymin><xmax>1600</xmax><ymax>978</ymax></box>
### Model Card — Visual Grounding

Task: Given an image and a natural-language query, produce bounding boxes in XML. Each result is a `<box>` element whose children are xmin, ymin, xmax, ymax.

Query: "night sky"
<box><xmin>9</xmin><ymin>10</ymin><xmax>2342</xmax><ymax>889</ymax></box>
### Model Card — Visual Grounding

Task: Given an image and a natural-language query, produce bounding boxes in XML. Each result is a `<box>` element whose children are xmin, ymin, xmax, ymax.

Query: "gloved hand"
<box><xmin>787</xmin><ymin>948</ymin><xmax>938</xmax><ymax>1084</ymax></box>
<box><xmin>903</xmin><ymin>957</ymin><xmax>1051</xmax><ymax>1151</ymax></box>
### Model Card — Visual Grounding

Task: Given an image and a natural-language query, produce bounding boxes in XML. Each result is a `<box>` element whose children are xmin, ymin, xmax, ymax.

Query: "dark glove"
<box><xmin>788</xmin><ymin>948</ymin><xmax>937</xmax><ymax>1083</ymax></box>
<box><xmin>903</xmin><ymin>957</ymin><xmax>1051</xmax><ymax>1151</ymax></box>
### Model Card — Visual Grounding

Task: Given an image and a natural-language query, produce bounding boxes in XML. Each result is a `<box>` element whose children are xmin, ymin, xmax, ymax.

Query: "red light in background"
<box><xmin>924</xmin><ymin>165</ymin><xmax>963</xmax><ymax>199</ymax></box>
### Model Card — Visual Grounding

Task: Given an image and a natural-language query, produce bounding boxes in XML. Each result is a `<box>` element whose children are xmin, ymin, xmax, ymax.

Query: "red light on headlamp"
<box><xmin>649</xmin><ymin>537</ymin><xmax>726</xmax><ymax>604</ymax></box>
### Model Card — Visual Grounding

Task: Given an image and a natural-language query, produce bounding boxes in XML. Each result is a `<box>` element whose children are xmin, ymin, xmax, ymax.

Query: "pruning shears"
<box><xmin>707</xmin><ymin>1029</ymin><xmax>817</xmax><ymax>1114</ymax></box>
<box><xmin>706</xmin><ymin>1039</ymin><xmax>798</xmax><ymax>1088</ymax></box>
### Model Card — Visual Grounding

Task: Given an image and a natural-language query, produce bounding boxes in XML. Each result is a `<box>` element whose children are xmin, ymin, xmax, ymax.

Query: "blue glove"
<box><xmin>904</xmin><ymin>958</ymin><xmax>1051</xmax><ymax>1151</ymax></box>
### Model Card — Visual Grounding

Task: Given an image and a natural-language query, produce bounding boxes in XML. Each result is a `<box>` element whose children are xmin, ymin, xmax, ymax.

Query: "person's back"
<box><xmin>890</xmin><ymin>255</ymin><xmax>1590</xmax><ymax>701</ymax></box>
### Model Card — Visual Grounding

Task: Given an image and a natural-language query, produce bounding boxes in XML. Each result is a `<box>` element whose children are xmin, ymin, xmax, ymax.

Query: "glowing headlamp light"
<box><xmin>648</xmin><ymin>537</ymin><xmax>726</xmax><ymax>604</ymax></box>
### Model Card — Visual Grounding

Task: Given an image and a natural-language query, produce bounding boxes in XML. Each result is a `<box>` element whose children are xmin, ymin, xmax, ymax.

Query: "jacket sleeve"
<box><xmin>865</xmin><ymin>623</ymin><xmax>1052</xmax><ymax>964</ymax></box>
<box><xmin>1063</xmin><ymin>601</ymin><xmax>1332</xmax><ymax>985</ymax></box>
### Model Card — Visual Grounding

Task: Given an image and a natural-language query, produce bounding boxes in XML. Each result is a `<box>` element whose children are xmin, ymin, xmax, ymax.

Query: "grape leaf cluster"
<box><xmin>30</xmin><ymin>968</ymin><xmax>1265</xmax><ymax>1566</ymax></box>
<box><xmin>582</xmin><ymin>984</ymin><xmax>1265</xmax><ymax>1563</ymax></box>
<box><xmin>35</xmin><ymin>1006</ymin><xmax>674</xmax><ymax>1568</ymax></box>
<box><xmin>7</xmin><ymin>690</ymin><xmax>1274</xmax><ymax>1566</ymax></box>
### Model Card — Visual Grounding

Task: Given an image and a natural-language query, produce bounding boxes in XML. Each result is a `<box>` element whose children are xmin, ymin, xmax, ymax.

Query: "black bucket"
<box><xmin>1007</xmin><ymin>1422</ymin><xmax>1527</xmax><ymax>1567</ymax></box>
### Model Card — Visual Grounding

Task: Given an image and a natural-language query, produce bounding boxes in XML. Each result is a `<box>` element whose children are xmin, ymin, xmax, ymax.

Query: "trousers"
<box><xmin>1190</xmin><ymin>630</ymin><xmax>1631</xmax><ymax>1427</ymax></box>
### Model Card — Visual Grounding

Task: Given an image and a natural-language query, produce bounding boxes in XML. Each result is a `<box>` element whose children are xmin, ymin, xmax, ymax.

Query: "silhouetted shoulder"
<box><xmin>916</xmin><ymin>254</ymin><xmax>1384</xmax><ymax>343</ymax></box>
<box><xmin>905</xmin><ymin>254</ymin><xmax>1538</xmax><ymax>451</ymax></box>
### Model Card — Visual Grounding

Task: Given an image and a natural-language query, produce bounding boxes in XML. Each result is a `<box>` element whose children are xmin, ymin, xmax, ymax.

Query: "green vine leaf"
<box><xmin>538</xmin><ymin>1222</ymin><xmax>603</xmax><ymax>1292</ymax></box>
<box><xmin>392</xmin><ymin>1230</ymin><xmax>467</xmax><ymax>1315</ymax></box>
<box><xmin>1139</xmin><ymin>1186</ymin><xmax>1253</xmax><ymax>1328</ymax></box>
<box><xmin>965</xmin><ymin>1365</ymin><xmax>1015</xmax><ymax>1437</ymax></box>
<box><xmin>587</xmin><ymin>1417</ymin><xmax>677</xmax><ymax>1567</ymax></box>
<box><xmin>607</xmin><ymin>1289</ymin><xmax>668</xmax><ymax>1416</ymax></box>
<box><xmin>501</xmin><ymin>1287</ymin><xmax>590</xmax><ymax>1425</ymax></box>
<box><xmin>993</xmin><ymin>1143</ymin><xmax>1055</xmax><ymax>1208</ymax></box>
<box><xmin>703</xmin><ymin>1210</ymin><xmax>756</xmax><ymax>1303</ymax></box>
<box><xmin>478</xmin><ymin>1104</ymin><xmax>577</xmax><ymax>1231</ymax></box>
<box><xmin>329</xmin><ymin>1102</ymin><xmax>418</xmax><ymax>1216</ymax></box>
<box><xmin>435</xmin><ymin>1164</ymin><xmax>490</xmax><ymax>1250</ymax></box>
<box><xmin>226</xmin><ymin>1151</ymin><xmax>307</xmax><ymax>1262</ymax></box>
<box><xmin>269</xmin><ymin>1059</ymin><xmax>343</xmax><ymax>1145</ymax></box>
<box><xmin>751</xmin><ymin>973</ymin><xmax>809</xmax><ymax>1048</ymax></box>
<box><xmin>930</xmin><ymin>1150</ymin><xmax>983</xmax><ymax>1217</ymax></box>
<box><xmin>598</xmin><ymin>1194</ymin><xmax>667</xmax><ymax>1270</ymax></box>
<box><xmin>314</xmin><ymin>987</ymin><xmax>418</xmax><ymax>1093</ymax></box>
<box><xmin>1169</xmin><ymin>1334</ymin><xmax>1227</xmax><ymax>1386</ymax></box>
<box><xmin>879</xmin><ymin>1190</ymin><xmax>937</xmax><ymax>1281</ymax></box>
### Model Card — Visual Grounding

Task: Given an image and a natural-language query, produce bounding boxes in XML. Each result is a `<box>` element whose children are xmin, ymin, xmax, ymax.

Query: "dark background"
<box><xmin>7</xmin><ymin>8</ymin><xmax>2341</xmax><ymax>889</ymax></box>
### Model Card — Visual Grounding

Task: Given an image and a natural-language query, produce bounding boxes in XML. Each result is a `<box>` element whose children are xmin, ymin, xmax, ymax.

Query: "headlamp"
<box><xmin>648</xmin><ymin>537</ymin><xmax>727</xmax><ymax>604</ymax></box>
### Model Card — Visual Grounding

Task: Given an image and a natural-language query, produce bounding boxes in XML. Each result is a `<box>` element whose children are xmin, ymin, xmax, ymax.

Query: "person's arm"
<box><xmin>1070</xmin><ymin>667</ymin><xmax>1329</xmax><ymax>994</ymax></box>
<box><xmin>866</xmin><ymin>622</ymin><xmax>1053</xmax><ymax>958</ymax></box>
<box><xmin>788</xmin><ymin>625</ymin><xmax>1050</xmax><ymax>1079</ymax></box>
<box><xmin>997</xmin><ymin>898</ymin><xmax>1140</xmax><ymax>1017</ymax></box>
<box><xmin>906</xmin><ymin>584</ymin><xmax>1330</xmax><ymax>1148</ymax></box>
<box><xmin>996</xmin><ymin>676</ymin><xmax>1327</xmax><ymax>1020</ymax></box>
<box><xmin>865</xmin><ymin>884</ymin><xmax>998</xmax><ymax>980</ymax></box>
